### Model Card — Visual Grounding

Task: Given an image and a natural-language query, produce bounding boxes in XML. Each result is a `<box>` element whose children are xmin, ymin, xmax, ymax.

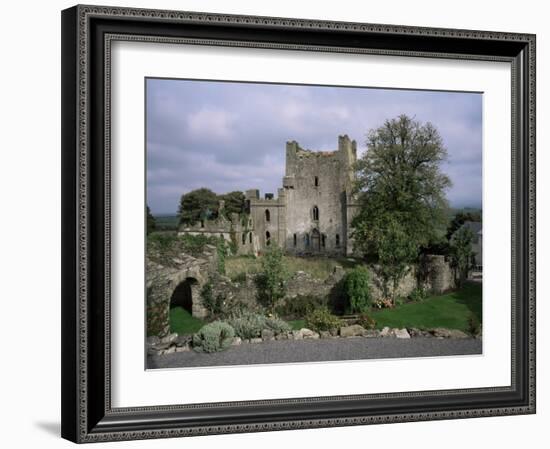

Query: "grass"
<box><xmin>169</xmin><ymin>306</ymin><xmax>205</xmax><ymax>335</ymax></box>
<box><xmin>371</xmin><ymin>282</ymin><xmax>482</xmax><ymax>332</ymax></box>
<box><xmin>288</xmin><ymin>319</ymin><xmax>306</xmax><ymax>330</ymax></box>
<box><xmin>225</xmin><ymin>255</ymin><xmax>359</xmax><ymax>281</ymax></box>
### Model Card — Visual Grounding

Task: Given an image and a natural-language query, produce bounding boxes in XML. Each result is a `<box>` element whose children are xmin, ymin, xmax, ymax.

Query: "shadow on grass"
<box><xmin>452</xmin><ymin>281</ymin><xmax>482</xmax><ymax>324</ymax></box>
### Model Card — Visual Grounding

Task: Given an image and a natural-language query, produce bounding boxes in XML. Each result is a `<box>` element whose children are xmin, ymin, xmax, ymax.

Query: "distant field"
<box><xmin>154</xmin><ymin>214</ymin><xmax>179</xmax><ymax>231</ymax></box>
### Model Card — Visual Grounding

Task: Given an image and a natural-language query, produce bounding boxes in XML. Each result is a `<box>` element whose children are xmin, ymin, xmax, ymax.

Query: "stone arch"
<box><xmin>169</xmin><ymin>277</ymin><xmax>198</xmax><ymax>315</ymax></box>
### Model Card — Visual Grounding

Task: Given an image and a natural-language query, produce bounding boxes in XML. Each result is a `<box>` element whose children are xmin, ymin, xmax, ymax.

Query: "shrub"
<box><xmin>200</xmin><ymin>282</ymin><xmax>225</xmax><ymax>317</ymax></box>
<box><xmin>275</xmin><ymin>295</ymin><xmax>328</xmax><ymax>319</ymax></box>
<box><xmin>226</xmin><ymin>311</ymin><xmax>290</xmax><ymax>339</ymax></box>
<box><xmin>356</xmin><ymin>313</ymin><xmax>376</xmax><ymax>330</ymax></box>
<box><xmin>409</xmin><ymin>287</ymin><xmax>427</xmax><ymax>302</ymax></box>
<box><xmin>265</xmin><ymin>315</ymin><xmax>291</xmax><ymax>334</ymax></box>
<box><xmin>192</xmin><ymin>321</ymin><xmax>235</xmax><ymax>353</ymax></box>
<box><xmin>343</xmin><ymin>266</ymin><xmax>372</xmax><ymax>313</ymax></box>
<box><xmin>304</xmin><ymin>307</ymin><xmax>341</xmax><ymax>332</ymax></box>
<box><xmin>216</xmin><ymin>237</ymin><xmax>227</xmax><ymax>275</ymax></box>
<box><xmin>256</xmin><ymin>247</ymin><xmax>288</xmax><ymax>311</ymax></box>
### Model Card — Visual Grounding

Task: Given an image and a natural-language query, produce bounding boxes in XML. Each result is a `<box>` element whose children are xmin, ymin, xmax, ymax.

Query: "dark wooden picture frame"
<box><xmin>61</xmin><ymin>4</ymin><xmax>536</xmax><ymax>443</ymax></box>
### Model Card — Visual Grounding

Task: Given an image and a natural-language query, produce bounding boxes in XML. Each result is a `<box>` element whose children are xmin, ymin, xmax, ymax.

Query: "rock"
<box><xmin>394</xmin><ymin>328</ymin><xmax>411</xmax><ymax>339</ymax></box>
<box><xmin>160</xmin><ymin>333</ymin><xmax>178</xmax><ymax>345</ymax></box>
<box><xmin>161</xmin><ymin>346</ymin><xmax>176</xmax><ymax>355</ymax></box>
<box><xmin>319</xmin><ymin>331</ymin><xmax>332</xmax><ymax>339</ymax></box>
<box><xmin>175</xmin><ymin>344</ymin><xmax>190</xmax><ymax>352</ymax></box>
<box><xmin>408</xmin><ymin>328</ymin><xmax>421</xmax><ymax>337</ymax></box>
<box><xmin>432</xmin><ymin>328</ymin><xmax>470</xmax><ymax>339</ymax></box>
<box><xmin>363</xmin><ymin>330</ymin><xmax>379</xmax><ymax>338</ymax></box>
<box><xmin>261</xmin><ymin>329</ymin><xmax>275</xmax><ymax>341</ymax></box>
<box><xmin>250</xmin><ymin>337</ymin><xmax>263</xmax><ymax>344</ymax></box>
<box><xmin>300</xmin><ymin>328</ymin><xmax>319</xmax><ymax>339</ymax></box>
<box><xmin>175</xmin><ymin>335</ymin><xmax>191</xmax><ymax>347</ymax></box>
<box><xmin>339</xmin><ymin>324</ymin><xmax>365</xmax><ymax>338</ymax></box>
<box><xmin>292</xmin><ymin>330</ymin><xmax>303</xmax><ymax>340</ymax></box>
<box><xmin>146</xmin><ymin>336</ymin><xmax>160</xmax><ymax>346</ymax></box>
<box><xmin>231</xmin><ymin>337</ymin><xmax>242</xmax><ymax>346</ymax></box>
<box><xmin>379</xmin><ymin>327</ymin><xmax>392</xmax><ymax>337</ymax></box>
<box><xmin>275</xmin><ymin>332</ymin><xmax>289</xmax><ymax>341</ymax></box>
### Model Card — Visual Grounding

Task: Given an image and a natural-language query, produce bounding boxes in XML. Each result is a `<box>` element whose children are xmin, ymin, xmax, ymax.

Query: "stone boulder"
<box><xmin>339</xmin><ymin>324</ymin><xmax>365</xmax><ymax>338</ymax></box>
<box><xmin>431</xmin><ymin>328</ymin><xmax>470</xmax><ymax>339</ymax></box>
<box><xmin>394</xmin><ymin>328</ymin><xmax>411</xmax><ymax>339</ymax></box>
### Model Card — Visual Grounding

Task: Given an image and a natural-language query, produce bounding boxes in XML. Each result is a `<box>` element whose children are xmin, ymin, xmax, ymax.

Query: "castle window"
<box><xmin>321</xmin><ymin>234</ymin><xmax>326</xmax><ymax>248</ymax></box>
<box><xmin>249</xmin><ymin>232</ymin><xmax>252</xmax><ymax>243</ymax></box>
<box><xmin>265</xmin><ymin>231</ymin><xmax>271</xmax><ymax>246</ymax></box>
<box><xmin>242</xmin><ymin>233</ymin><xmax>246</xmax><ymax>245</ymax></box>
<box><xmin>335</xmin><ymin>234</ymin><xmax>340</xmax><ymax>247</ymax></box>
<box><xmin>305</xmin><ymin>233</ymin><xmax>310</xmax><ymax>247</ymax></box>
<box><xmin>265</xmin><ymin>209</ymin><xmax>270</xmax><ymax>222</ymax></box>
<box><xmin>200</xmin><ymin>220</ymin><xmax>204</xmax><ymax>228</ymax></box>
<box><xmin>312</xmin><ymin>206</ymin><xmax>319</xmax><ymax>221</ymax></box>
<box><xmin>293</xmin><ymin>233</ymin><xmax>297</xmax><ymax>247</ymax></box>
<box><xmin>314</xmin><ymin>176</ymin><xmax>319</xmax><ymax>187</ymax></box>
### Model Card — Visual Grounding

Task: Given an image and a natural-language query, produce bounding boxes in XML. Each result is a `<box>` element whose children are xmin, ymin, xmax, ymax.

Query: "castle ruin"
<box><xmin>179</xmin><ymin>135</ymin><xmax>359</xmax><ymax>257</ymax></box>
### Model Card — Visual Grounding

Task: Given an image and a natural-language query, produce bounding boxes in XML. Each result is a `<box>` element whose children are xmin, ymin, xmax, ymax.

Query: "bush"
<box><xmin>409</xmin><ymin>287</ymin><xmax>427</xmax><ymax>302</ymax></box>
<box><xmin>192</xmin><ymin>321</ymin><xmax>235</xmax><ymax>353</ymax></box>
<box><xmin>226</xmin><ymin>311</ymin><xmax>290</xmax><ymax>339</ymax></box>
<box><xmin>275</xmin><ymin>295</ymin><xmax>328</xmax><ymax>319</ymax></box>
<box><xmin>304</xmin><ymin>307</ymin><xmax>341</xmax><ymax>332</ymax></box>
<box><xmin>343</xmin><ymin>266</ymin><xmax>372</xmax><ymax>313</ymax></box>
<box><xmin>200</xmin><ymin>282</ymin><xmax>225</xmax><ymax>317</ymax></box>
<box><xmin>256</xmin><ymin>247</ymin><xmax>288</xmax><ymax>311</ymax></box>
<box><xmin>356</xmin><ymin>313</ymin><xmax>376</xmax><ymax>330</ymax></box>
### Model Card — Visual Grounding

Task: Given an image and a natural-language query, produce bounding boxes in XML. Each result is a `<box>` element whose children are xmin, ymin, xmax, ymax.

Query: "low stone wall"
<box><xmin>146</xmin><ymin>245</ymin><xmax>218</xmax><ymax>336</ymax></box>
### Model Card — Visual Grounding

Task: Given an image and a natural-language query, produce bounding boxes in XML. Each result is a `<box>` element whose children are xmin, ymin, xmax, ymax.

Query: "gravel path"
<box><xmin>147</xmin><ymin>337</ymin><xmax>482</xmax><ymax>369</ymax></box>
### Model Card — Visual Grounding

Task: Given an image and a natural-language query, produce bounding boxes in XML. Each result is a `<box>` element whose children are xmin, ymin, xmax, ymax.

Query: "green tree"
<box><xmin>256</xmin><ymin>246</ymin><xmax>288</xmax><ymax>311</ymax></box>
<box><xmin>146</xmin><ymin>205</ymin><xmax>156</xmax><ymax>235</ymax></box>
<box><xmin>178</xmin><ymin>188</ymin><xmax>219</xmax><ymax>225</ymax></box>
<box><xmin>376</xmin><ymin>216</ymin><xmax>418</xmax><ymax>302</ymax></box>
<box><xmin>352</xmin><ymin>114</ymin><xmax>451</xmax><ymax>259</ymax></box>
<box><xmin>450</xmin><ymin>225</ymin><xmax>475</xmax><ymax>288</ymax></box>
<box><xmin>220</xmin><ymin>191</ymin><xmax>246</xmax><ymax>218</ymax></box>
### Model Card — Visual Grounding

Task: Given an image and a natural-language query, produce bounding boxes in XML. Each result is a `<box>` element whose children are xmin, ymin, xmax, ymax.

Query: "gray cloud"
<box><xmin>147</xmin><ymin>79</ymin><xmax>482</xmax><ymax>214</ymax></box>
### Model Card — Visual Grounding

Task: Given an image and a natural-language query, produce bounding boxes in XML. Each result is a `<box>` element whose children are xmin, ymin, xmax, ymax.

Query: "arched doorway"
<box><xmin>169</xmin><ymin>277</ymin><xmax>198</xmax><ymax>314</ymax></box>
<box><xmin>311</xmin><ymin>229</ymin><xmax>321</xmax><ymax>252</ymax></box>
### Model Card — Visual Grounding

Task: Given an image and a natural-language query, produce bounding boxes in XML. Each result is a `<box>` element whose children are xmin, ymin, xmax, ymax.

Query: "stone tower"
<box><xmin>248</xmin><ymin>135</ymin><xmax>358</xmax><ymax>256</ymax></box>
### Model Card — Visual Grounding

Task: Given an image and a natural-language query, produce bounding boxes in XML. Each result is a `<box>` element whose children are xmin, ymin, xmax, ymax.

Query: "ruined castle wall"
<box><xmin>282</xmin><ymin>136</ymin><xmax>356</xmax><ymax>256</ymax></box>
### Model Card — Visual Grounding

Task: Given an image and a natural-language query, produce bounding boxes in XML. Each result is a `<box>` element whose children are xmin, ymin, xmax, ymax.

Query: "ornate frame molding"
<box><xmin>61</xmin><ymin>4</ymin><xmax>536</xmax><ymax>443</ymax></box>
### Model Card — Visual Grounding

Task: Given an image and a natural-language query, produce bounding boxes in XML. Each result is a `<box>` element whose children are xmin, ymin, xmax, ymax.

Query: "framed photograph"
<box><xmin>61</xmin><ymin>4</ymin><xmax>536</xmax><ymax>443</ymax></box>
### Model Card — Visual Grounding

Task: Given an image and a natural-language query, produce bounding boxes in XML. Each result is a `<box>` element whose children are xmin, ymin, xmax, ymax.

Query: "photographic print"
<box><xmin>145</xmin><ymin>78</ymin><xmax>483</xmax><ymax>370</ymax></box>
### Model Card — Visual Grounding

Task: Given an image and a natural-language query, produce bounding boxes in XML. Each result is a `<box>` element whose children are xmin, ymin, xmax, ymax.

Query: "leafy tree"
<box><xmin>220</xmin><ymin>191</ymin><xmax>246</xmax><ymax>218</ymax></box>
<box><xmin>375</xmin><ymin>216</ymin><xmax>419</xmax><ymax>302</ymax></box>
<box><xmin>450</xmin><ymin>225</ymin><xmax>475</xmax><ymax>288</ymax></box>
<box><xmin>446</xmin><ymin>211</ymin><xmax>482</xmax><ymax>241</ymax></box>
<box><xmin>146</xmin><ymin>205</ymin><xmax>156</xmax><ymax>235</ymax></box>
<box><xmin>178</xmin><ymin>188</ymin><xmax>219</xmax><ymax>225</ymax></box>
<box><xmin>255</xmin><ymin>246</ymin><xmax>288</xmax><ymax>311</ymax></box>
<box><xmin>352</xmin><ymin>114</ymin><xmax>451</xmax><ymax>260</ymax></box>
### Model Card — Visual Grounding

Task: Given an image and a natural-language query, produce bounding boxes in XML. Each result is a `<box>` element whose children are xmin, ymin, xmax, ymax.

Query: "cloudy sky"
<box><xmin>146</xmin><ymin>78</ymin><xmax>482</xmax><ymax>215</ymax></box>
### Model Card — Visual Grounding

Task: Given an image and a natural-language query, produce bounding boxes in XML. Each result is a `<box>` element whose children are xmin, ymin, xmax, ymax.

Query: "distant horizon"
<box><xmin>147</xmin><ymin>79</ymin><xmax>482</xmax><ymax>215</ymax></box>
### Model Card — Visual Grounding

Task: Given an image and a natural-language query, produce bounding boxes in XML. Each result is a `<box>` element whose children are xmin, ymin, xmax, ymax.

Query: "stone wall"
<box><xmin>146</xmin><ymin>245</ymin><xmax>218</xmax><ymax>337</ymax></box>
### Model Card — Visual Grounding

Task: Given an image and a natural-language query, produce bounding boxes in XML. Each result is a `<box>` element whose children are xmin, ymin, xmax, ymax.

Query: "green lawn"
<box><xmin>169</xmin><ymin>307</ymin><xmax>205</xmax><ymax>335</ymax></box>
<box><xmin>288</xmin><ymin>319</ymin><xmax>306</xmax><ymax>330</ymax></box>
<box><xmin>371</xmin><ymin>282</ymin><xmax>482</xmax><ymax>332</ymax></box>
